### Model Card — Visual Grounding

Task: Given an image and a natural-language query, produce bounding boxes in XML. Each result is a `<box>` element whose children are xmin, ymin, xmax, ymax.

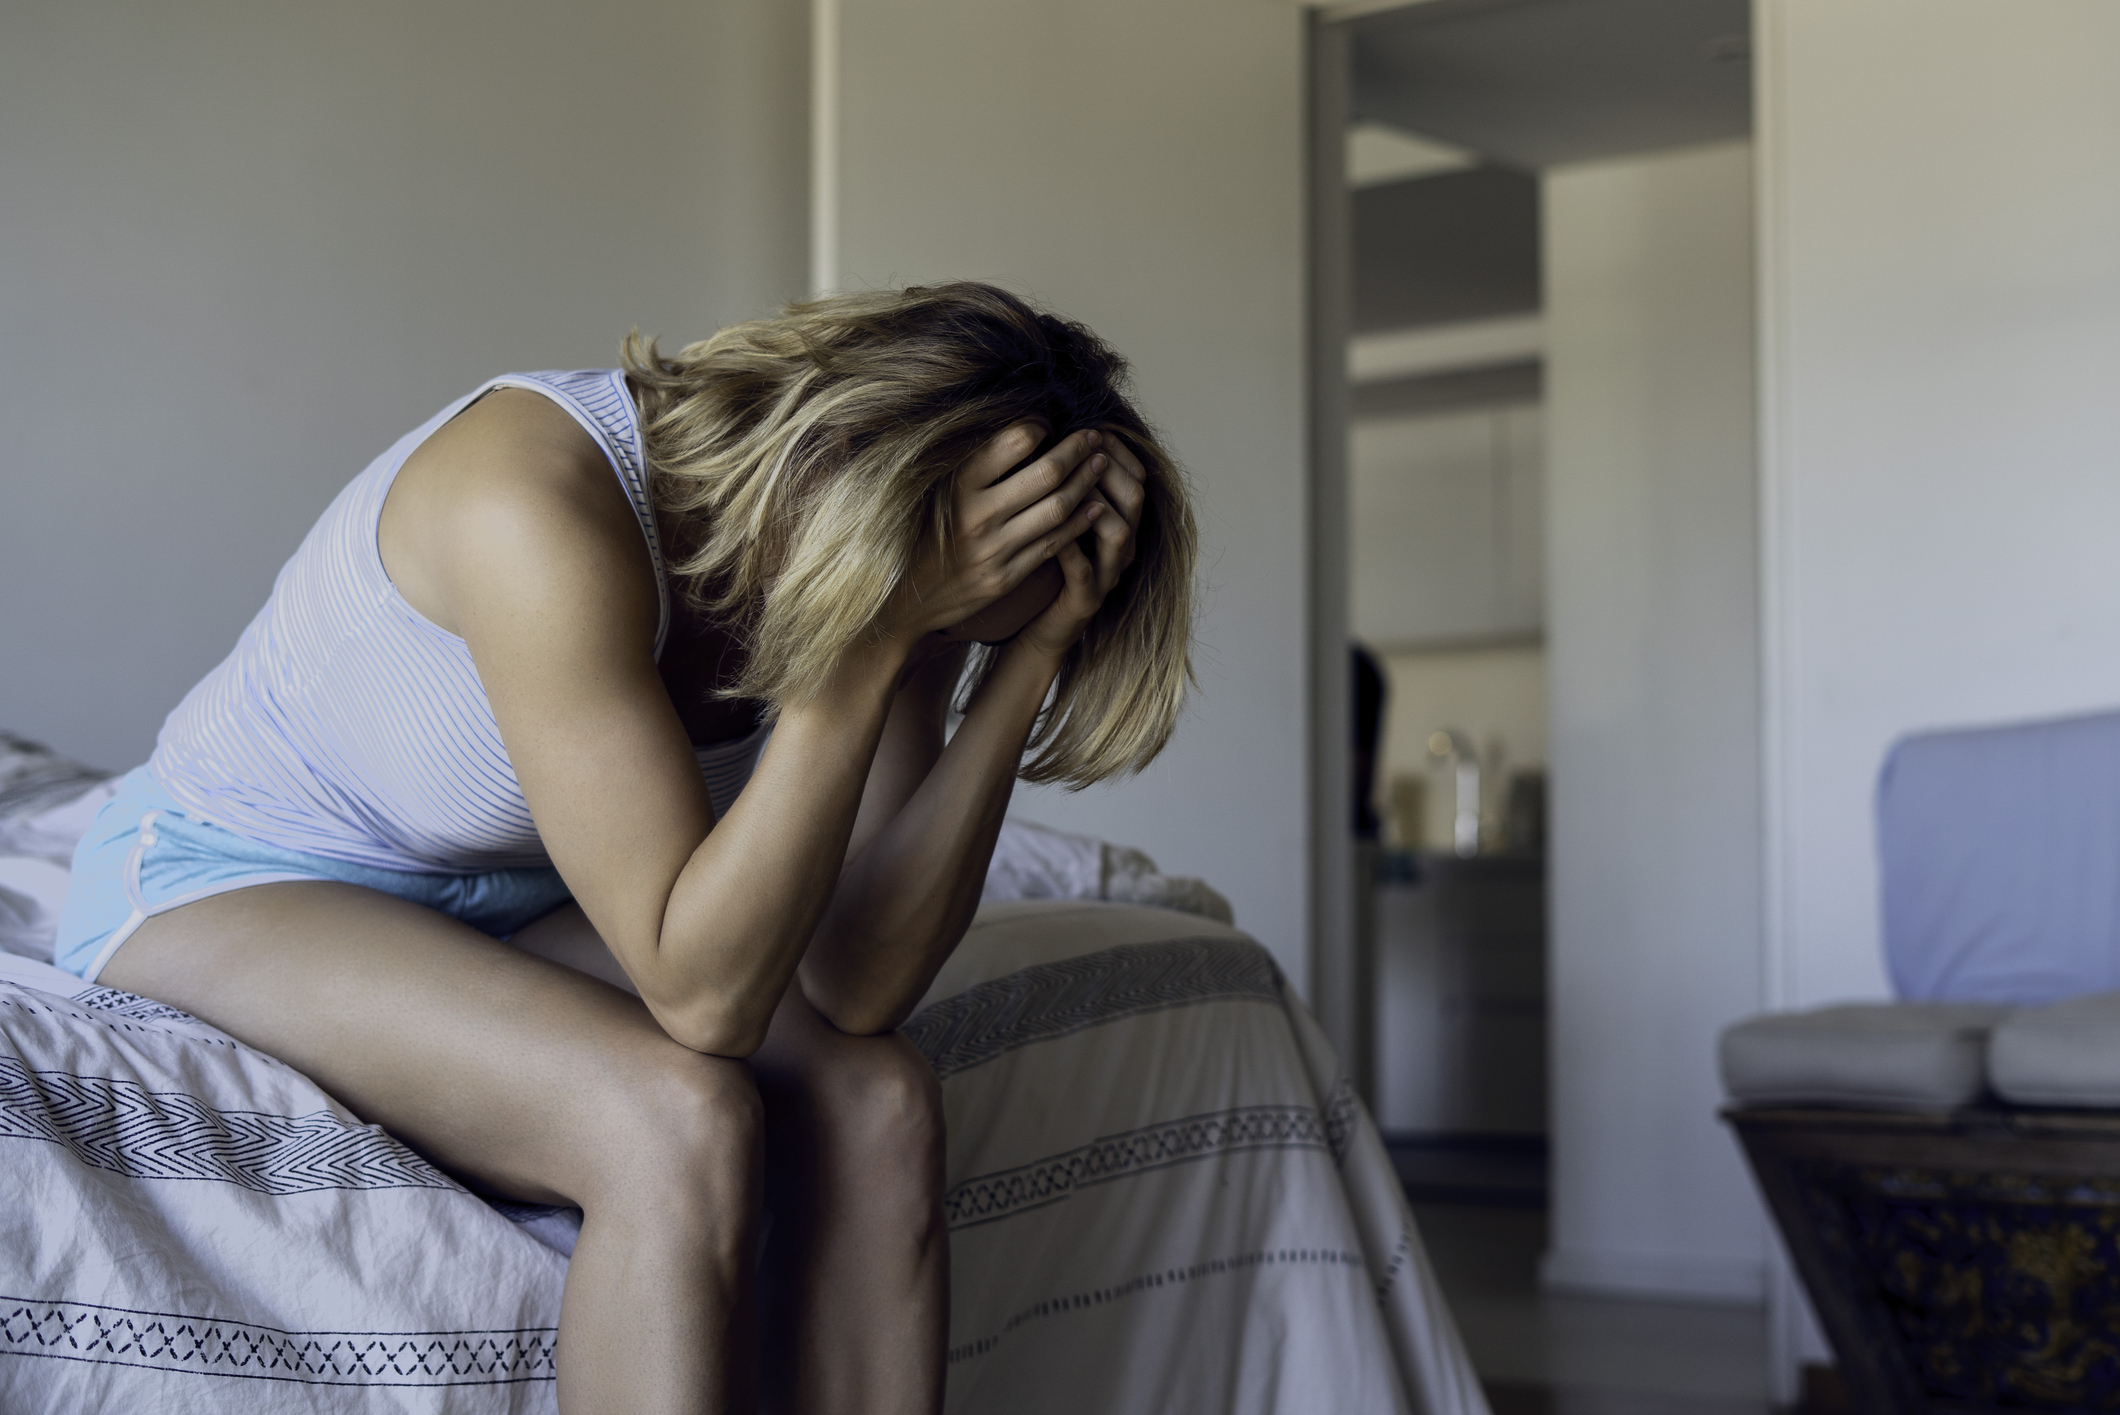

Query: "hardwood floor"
<box><xmin>1408</xmin><ymin>1198</ymin><xmax>1776</xmax><ymax>1414</ymax></box>
<box><xmin>1485</xmin><ymin>1378</ymin><xmax>1847</xmax><ymax>1414</ymax></box>
<box><xmin>1482</xmin><ymin>1382</ymin><xmax>1774</xmax><ymax>1414</ymax></box>
<box><xmin>1386</xmin><ymin>1132</ymin><xmax>1549</xmax><ymax>1209</ymax></box>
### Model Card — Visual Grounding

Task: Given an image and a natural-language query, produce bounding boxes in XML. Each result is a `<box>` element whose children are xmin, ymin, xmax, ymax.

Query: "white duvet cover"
<box><xmin>0</xmin><ymin>902</ymin><xmax>1485</xmax><ymax>1415</ymax></box>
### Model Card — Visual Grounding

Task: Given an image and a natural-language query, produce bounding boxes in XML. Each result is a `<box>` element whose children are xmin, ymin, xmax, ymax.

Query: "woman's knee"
<box><xmin>586</xmin><ymin>1045</ymin><xmax>763</xmax><ymax>1206</ymax></box>
<box><xmin>813</xmin><ymin>1034</ymin><xmax>944</xmax><ymax>1173</ymax></box>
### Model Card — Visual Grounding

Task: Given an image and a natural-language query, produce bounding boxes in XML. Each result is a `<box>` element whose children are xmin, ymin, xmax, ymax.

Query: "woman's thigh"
<box><xmin>101</xmin><ymin>881</ymin><xmax>749</xmax><ymax>1208</ymax></box>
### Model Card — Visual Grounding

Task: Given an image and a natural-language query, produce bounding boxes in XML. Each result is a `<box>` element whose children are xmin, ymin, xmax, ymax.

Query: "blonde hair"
<box><xmin>621</xmin><ymin>282</ymin><xmax>1197</xmax><ymax>788</ymax></box>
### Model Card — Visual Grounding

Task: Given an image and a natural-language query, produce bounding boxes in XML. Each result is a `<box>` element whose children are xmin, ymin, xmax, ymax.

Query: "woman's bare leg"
<box><xmin>102</xmin><ymin>882</ymin><xmax>761</xmax><ymax>1415</ymax></box>
<box><xmin>751</xmin><ymin>991</ymin><xmax>947</xmax><ymax>1415</ymax></box>
<box><xmin>512</xmin><ymin>905</ymin><xmax>948</xmax><ymax>1415</ymax></box>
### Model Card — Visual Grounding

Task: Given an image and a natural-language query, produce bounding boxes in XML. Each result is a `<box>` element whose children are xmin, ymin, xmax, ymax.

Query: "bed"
<box><xmin>0</xmin><ymin>735</ymin><xmax>1487</xmax><ymax>1414</ymax></box>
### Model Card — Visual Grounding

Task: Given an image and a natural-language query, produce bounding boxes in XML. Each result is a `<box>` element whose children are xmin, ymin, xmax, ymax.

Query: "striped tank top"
<box><xmin>149</xmin><ymin>370</ymin><xmax>767</xmax><ymax>875</ymax></box>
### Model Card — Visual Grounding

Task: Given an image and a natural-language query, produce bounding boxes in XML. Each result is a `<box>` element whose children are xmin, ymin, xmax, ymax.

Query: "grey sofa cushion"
<box><xmin>1720</xmin><ymin>1004</ymin><xmax>2012</xmax><ymax>1109</ymax></box>
<box><xmin>1988</xmin><ymin>992</ymin><xmax>2120</xmax><ymax>1107</ymax></box>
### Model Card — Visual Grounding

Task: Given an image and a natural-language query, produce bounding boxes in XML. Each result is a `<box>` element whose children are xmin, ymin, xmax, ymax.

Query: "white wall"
<box><xmin>1756</xmin><ymin>0</ymin><xmax>2120</xmax><ymax>1386</ymax></box>
<box><xmin>826</xmin><ymin>0</ymin><xmax>1309</xmax><ymax>977</ymax></box>
<box><xmin>1350</xmin><ymin>406</ymin><xmax>1543</xmax><ymax>649</ymax></box>
<box><xmin>1758</xmin><ymin>0</ymin><xmax>2120</xmax><ymax>1010</ymax></box>
<box><xmin>1543</xmin><ymin>141</ymin><xmax>1765</xmax><ymax>1302</ymax></box>
<box><xmin>0</xmin><ymin>0</ymin><xmax>809</xmax><ymax>771</ymax></box>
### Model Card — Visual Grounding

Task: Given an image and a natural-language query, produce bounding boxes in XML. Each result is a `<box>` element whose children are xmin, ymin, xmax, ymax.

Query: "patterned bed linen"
<box><xmin>0</xmin><ymin>904</ymin><xmax>1486</xmax><ymax>1415</ymax></box>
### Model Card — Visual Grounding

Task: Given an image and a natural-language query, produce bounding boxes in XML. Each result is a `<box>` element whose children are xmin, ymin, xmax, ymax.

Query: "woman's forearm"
<box><xmin>637</xmin><ymin>636</ymin><xmax>911</xmax><ymax>1056</ymax></box>
<box><xmin>798</xmin><ymin>640</ymin><xmax>1065</xmax><ymax>1033</ymax></box>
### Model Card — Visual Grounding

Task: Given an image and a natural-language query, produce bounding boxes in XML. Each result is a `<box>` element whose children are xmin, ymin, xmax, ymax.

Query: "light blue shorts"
<box><xmin>54</xmin><ymin>766</ymin><xmax>574</xmax><ymax>982</ymax></box>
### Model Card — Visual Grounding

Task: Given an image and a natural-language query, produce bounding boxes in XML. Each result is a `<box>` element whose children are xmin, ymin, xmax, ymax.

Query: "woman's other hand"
<box><xmin>1014</xmin><ymin>428</ymin><xmax>1143</xmax><ymax>659</ymax></box>
<box><xmin>884</xmin><ymin>423</ymin><xmax>1108</xmax><ymax>642</ymax></box>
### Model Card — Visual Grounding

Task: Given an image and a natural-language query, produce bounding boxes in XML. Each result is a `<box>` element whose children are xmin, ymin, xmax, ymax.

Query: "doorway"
<box><xmin>1316</xmin><ymin>2</ymin><xmax>1772</xmax><ymax>1410</ymax></box>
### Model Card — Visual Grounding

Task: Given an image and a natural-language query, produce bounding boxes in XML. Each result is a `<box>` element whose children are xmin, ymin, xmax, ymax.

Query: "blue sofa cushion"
<box><xmin>1881</xmin><ymin>708</ymin><xmax>2120</xmax><ymax>1006</ymax></box>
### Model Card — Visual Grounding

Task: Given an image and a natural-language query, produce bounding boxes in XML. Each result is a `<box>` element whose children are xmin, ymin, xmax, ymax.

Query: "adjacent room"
<box><xmin>1333</xmin><ymin>4</ymin><xmax>1766</xmax><ymax>1410</ymax></box>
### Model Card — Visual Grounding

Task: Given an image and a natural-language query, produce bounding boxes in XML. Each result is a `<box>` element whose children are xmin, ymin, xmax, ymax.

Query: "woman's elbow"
<box><xmin>646</xmin><ymin>991</ymin><xmax>776</xmax><ymax>1059</ymax></box>
<box><xmin>814</xmin><ymin>999</ymin><xmax>905</xmax><ymax>1038</ymax></box>
<box><xmin>800</xmin><ymin>970</ymin><xmax>910</xmax><ymax>1038</ymax></box>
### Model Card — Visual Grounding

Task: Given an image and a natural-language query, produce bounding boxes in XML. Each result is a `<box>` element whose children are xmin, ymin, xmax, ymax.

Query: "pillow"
<box><xmin>0</xmin><ymin>733</ymin><xmax>118</xmax><ymax>963</ymax></box>
<box><xmin>0</xmin><ymin>732</ymin><xmax>116</xmax><ymax>832</ymax></box>
<box><xmin>984</xmin><ymin>817</ymin><xmax>1234</xmax><ymax>924</ymax></box>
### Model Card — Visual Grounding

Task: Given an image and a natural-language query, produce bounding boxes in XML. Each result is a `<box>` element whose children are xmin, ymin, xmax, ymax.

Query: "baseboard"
<box><xmin>1539</xmin><ymin>1244</ymin><xmax>1765</xmax><ymax>1305</ymax></box>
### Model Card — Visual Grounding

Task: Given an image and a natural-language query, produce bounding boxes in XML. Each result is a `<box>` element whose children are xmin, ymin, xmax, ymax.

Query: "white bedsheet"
<box><xmin>0</xmin><ymin>954</ymin><xmax>567</xmax><ymax>1412</ymax></box>
<box><xmin>0</xmin><ymin>905</ymin><xmax>1485</xmax><ymax>1414</ymax></box>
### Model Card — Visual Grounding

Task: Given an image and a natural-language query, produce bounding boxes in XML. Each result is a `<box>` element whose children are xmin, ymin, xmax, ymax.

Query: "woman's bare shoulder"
<box><xmin>381</xmin><ymin>386</ymin><xmax>657</xmax><ymax>640</ymax></box>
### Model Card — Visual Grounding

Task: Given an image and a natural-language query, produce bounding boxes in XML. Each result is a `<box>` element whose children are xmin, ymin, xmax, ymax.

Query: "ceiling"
<box><xmin>1351</xmin><ymin>0</ymin><xmax>1752</xmax><ymax>170</ymax></box>
<box><xmin>1348</xmin><ymin>0</ymin><xmax>1751</xmax><ymax>348</ymax></box>
<box><xmin>1353</xmin><ymin>166</ymin><xmax>1540</xmax><ymax>333</ymax></box>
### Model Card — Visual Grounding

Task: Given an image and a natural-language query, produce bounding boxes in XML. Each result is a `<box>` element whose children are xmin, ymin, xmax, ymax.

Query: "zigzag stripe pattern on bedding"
<box><xmin>0</xmin><ymin>965</ymin><xmax>570</xmax><ymax>1414</ymax></box>
<box><xmin>0</xmin><ymin>1058</ymin><xmax>451</xmax><ymax>1194</ymax></box>
<box><xmin>63</xmin><ymin>986</ymin><xmax>199</xmax><ymax>1025</ymax></box>
<box><xmin>903</xmin><ymin>936</ymin><xmax>1280</xmax><ymax>1078</ymax></box>
<box><xmin>1</xmin><ymin>1298</ymin><xmax>557</xmax><ymax>1387</ymax></box>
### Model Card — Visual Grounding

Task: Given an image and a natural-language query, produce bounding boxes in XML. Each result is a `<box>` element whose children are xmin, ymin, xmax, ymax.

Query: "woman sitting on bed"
<box><xmin>53</xmin><ymin>282</ymin><xmax>1196</xmax><ymax>1415</ymax></box>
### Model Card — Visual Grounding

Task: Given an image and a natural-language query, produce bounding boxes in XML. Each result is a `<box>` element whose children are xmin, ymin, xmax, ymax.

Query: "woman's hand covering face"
<box><xmin>1010</xmin><ymin>429</ymin><xmax>1142</xmax><ymax>658</ymax></box>
<box><xmin>887</xmin><ymin>422</ymin><xmax>1135</xmax><ymax>651</ymax></box>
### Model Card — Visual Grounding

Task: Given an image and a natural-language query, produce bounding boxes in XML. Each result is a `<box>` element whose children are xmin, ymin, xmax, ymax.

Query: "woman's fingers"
<box><xmin>1056</xmin><ymin>537</ymin><xmax>1096</xmax><ymax>602</ymax></box>
<box><xmin>997</xmin><ymin>491</ymin><xmax>1103</xmax><ymax>586</ymax></box>
<box><xmin>1088</xmin><ymin>488</ymin><xmax>1132</xmax><ymax>596</ymax></box>
<box><xmin>1043</xmin><ymin>538</ymin><xmax>1097</xmax><ymax>627</ymax></box>
<box><xmin>1014</xmin><ymin>537</ymin><xmax>1101</xmax><ymax>657</ymax></box>
<box><xmin>1097</xmin><ymin>441</ymin><xmax>1147</xmax><ymax>529</ymax></box>
<box><xmin>973</xmin><ymin>429</ymin><xmax>1102</xmax><ymax>526</ymax></box>
<box><xmin>1071</xmin><ymin>435</ymin><xmax>1141</xmax><ymax>599</ymax></box>
<box><xmin>945</xmin><ymin>426</ymin><xmax>1145</xmax><ymax>639</ymax></box>
<box><xmin>959</xmin><ymin>422</ymin><xmax>1050</xmax><ymax>499</ymax></box>
<box><xmin>983</xmin><ymin>450</ymin><xmax>1106</xmax><ymax>568</ymax></box>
